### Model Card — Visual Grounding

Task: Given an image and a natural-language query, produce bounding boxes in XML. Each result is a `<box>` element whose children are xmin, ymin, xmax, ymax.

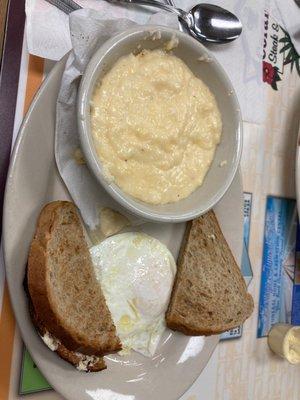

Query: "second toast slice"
<box><xmin>166</xmin><ymin>210</ymin><xmax>253</xmax><ymax>335</ymax></box>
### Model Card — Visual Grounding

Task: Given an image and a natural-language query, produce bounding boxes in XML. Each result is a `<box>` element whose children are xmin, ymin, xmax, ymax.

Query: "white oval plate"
<box><xmin>3</xmin><ymin>57</ymin><xmax>244</xmax><ymax>400</ymax></box>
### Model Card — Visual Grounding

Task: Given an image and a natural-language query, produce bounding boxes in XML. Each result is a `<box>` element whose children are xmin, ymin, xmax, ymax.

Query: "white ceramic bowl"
<box><xmin>78</xmin><ymin>25</ymin><xmax>242</xmax><ymax>223</ymax></box>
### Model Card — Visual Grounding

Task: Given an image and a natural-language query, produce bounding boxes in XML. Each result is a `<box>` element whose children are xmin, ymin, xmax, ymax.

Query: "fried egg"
<box><xmin>90</xmin><ymin>232</ymin><xmax>176</xmax><ymax>357</ymax></box>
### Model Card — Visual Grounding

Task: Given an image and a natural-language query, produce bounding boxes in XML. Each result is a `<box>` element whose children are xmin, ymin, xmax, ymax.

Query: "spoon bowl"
<box><xmin>187</xmin><ymin>4</ymin><xmax>242</xmax><ymax>43</ymax></box>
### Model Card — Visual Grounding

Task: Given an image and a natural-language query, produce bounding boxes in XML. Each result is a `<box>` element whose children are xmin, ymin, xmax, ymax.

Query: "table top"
<box><xmin>1</xmin><ymin>1</ymin><xmax>300</xmax><ymax>400</ymax></box>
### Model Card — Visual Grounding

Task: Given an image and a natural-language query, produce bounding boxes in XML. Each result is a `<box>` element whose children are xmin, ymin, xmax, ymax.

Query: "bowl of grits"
<box><xmin>78</xmin><ymin>25</ymin><xmax>242</xmax><ymax>223</ymax></box>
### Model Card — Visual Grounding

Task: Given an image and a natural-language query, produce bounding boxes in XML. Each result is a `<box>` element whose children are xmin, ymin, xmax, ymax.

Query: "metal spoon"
<box><xmin>117</xmin><ymin>0</ymin><xmax>242</xmax><ymax>43</ymax></box>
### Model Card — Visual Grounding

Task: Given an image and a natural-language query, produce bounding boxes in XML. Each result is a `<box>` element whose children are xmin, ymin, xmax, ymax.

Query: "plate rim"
<box><xmin>2</xmin><ymin>55</ymin><xmax>243</xmax><ymax>400</ymax></box>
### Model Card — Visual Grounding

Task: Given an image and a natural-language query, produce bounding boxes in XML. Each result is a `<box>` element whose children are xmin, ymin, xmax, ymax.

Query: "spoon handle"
<box><xmin>116</xmin><ymin>0</ymin><xmax>186</xmax><ymax>19</ymax></box>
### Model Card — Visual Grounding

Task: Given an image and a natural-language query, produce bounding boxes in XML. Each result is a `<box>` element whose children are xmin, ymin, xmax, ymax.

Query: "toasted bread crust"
<box><xmin>28</xmin><ymin>298</ymin><xmax>106</xmax><ymax>372</ymax></box>
<box><xmin>165</xmin><ymin>220</ymin><xmax>192</xmax><ymax>324</ymax></box>
<box><xmin>56</xmin><ymin>344</ymin><xmax>106</xmax><ymax>372</ymax></box>
<box><xmin>166</xmin><ymin>293</ymin><xmax>253</xmax><ymax>335</ymax></box>
<box><xmin>28</xmin><ymin>201</ymin><xmax>121</xmax><ymax>356</ymax></box>
<box><xmin>166</xmin><ymin>211</ymin><xmax>254</xmax><ymax>336</ymax></box>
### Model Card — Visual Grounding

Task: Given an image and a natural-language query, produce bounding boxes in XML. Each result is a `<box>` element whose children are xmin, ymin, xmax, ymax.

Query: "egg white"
<box><xmin>90</xmin><ymin>232</ymin><xmax>176</xmax><ymax>357</ymax></box>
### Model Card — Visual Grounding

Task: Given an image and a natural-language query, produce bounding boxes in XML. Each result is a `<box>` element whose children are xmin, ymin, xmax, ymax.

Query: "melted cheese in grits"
<box><xmin>91</xmin><ymin>49</ymin><xmax>222</xmax><ymax>204</ymax></box>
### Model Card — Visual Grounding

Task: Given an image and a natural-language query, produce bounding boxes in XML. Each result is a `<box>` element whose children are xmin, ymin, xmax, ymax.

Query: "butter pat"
<box><xmin>268</xmin><ymin>324</ymin><xmax>300</xmax><ymax>364</ymax></box>
<box><xmin>100</xmin><ymin>208</ymin><xmax>130</xmax><ymax>237</ymax></box>
<box><xmin>89</xmin><ymin>208</ymin><xmax>130</xmax><ymax>245</ymax></box>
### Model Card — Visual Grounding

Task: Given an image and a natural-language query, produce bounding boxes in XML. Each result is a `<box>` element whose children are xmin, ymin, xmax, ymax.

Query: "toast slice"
<box><xmin>28</xmin><ymin>201</ymin><xmax>121</xmax><ymax>358</ymax></box>
<box><xmin>166</xmin><ymin>210</ymin><xmax>253</xmax><ymax>335</ymax></box>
